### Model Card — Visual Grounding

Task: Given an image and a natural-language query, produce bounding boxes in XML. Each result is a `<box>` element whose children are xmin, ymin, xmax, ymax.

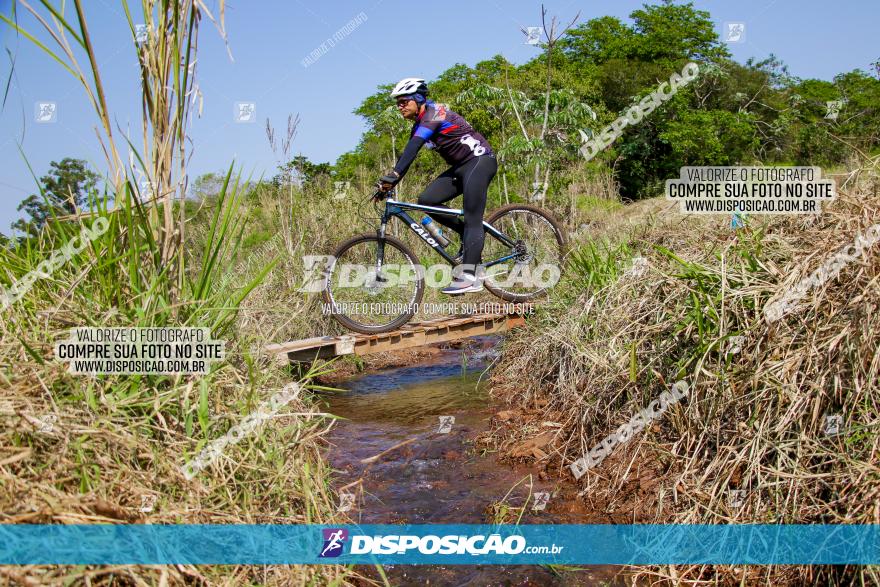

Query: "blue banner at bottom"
<box><xmin>1</xmin><ymin>524</ymin><xmax>878</xmax><ymax>565</ymax></box>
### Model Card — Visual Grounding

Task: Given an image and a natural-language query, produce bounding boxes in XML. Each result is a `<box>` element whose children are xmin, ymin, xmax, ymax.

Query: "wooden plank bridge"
<box><xmin>266</xmin><ymin>311</ymin><xmax>528</xmax><ymax>364</ymax></box>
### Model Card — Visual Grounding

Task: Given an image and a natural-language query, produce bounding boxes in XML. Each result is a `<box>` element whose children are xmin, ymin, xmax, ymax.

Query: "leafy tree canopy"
<box><xmin>13</xmin><ymin>157</ymin><xmax>99</xmax><ymax>236</ymax></box>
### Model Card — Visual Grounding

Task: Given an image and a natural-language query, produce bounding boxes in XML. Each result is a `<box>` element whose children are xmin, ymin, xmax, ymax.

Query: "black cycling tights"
<box><xmin>417</xmin><ymin>154</ymin><xmax>498</xmax><ymax>275</ymax></box>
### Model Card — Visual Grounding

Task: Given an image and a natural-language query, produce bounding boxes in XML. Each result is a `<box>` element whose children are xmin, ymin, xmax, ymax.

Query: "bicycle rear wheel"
<box><xmin>482</xmin><ymin>204</ymin><xmax>568</xmax><ymax>302</ymax></box>
<box><xmin>322</xmin><ymin>233</ymin><xmax>425</xmax><ymax>334</ymax></box>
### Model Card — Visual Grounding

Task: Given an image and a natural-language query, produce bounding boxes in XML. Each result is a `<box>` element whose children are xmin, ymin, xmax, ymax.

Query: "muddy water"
<box><xmin>319</xmin><ymin>337</ymin><xmax>625</xmax><ymax>586</ymax></box>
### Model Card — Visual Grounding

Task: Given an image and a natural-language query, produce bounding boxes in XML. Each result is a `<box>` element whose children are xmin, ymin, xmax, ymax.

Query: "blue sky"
<box><xmin>0</xmin><ymin>0</ymin><xmax>877</xmax><ymax>233</ymax></box>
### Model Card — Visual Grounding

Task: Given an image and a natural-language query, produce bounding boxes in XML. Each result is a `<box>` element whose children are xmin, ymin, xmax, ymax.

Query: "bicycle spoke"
<box><xmin>483</xmin><ymin>208</ymin><xmax>564</xmax><ymax>300</ymax></box>
<box><xmin>325</xmin><ymin>238</ymin><xmax>421</xmax><ymax>331</ymax></box>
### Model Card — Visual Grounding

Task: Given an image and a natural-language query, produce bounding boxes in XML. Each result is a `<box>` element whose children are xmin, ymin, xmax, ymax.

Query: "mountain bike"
<box><xmin>320</xmin><ymin>187</ymin><xmax>568</xmax><ymax>334</ymax></box>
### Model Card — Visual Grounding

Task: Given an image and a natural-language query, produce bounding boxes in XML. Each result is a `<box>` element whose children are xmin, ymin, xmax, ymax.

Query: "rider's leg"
<box><xmin>417</xmin><ymin>168</ymin><xmax>465</xmax><ymax>237</ymax></box>
<box><xmin>459</xmin><ymin>155</ymin><xmax>498</xmax><ymax>277</ymax></box>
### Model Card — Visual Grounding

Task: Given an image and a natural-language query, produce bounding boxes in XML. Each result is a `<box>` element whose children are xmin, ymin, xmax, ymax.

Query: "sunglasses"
<box><xmin>396</xmin><ymin>99</ymin><xmax>413</xmax><ymax>107</ymax></box>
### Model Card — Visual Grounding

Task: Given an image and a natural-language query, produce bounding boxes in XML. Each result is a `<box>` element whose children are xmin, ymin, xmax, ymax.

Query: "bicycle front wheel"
<box><xmin>322</xmin><ymin>233</ymin><xmax>425</xmax><ymax>334</ymax></box>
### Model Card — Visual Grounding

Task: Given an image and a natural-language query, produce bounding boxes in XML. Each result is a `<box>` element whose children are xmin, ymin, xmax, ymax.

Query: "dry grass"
<box><xmin>0</xmin><ymin>6</ymin><xmax>359</xmax><ymax>579</ymax></box>
<box><xmin>0</xmin><ymin>311</ymin><xmax>356</xmax><ymax>585</ymax></box>
<box><xmin>0</xmin><ymin>191</ymin><xmax>365</xmax><ymax>584</ymax></box>
<box><xmin>492</xmin><ymin>157</ymin><xmax>880</xmax><ymax>585</ymax></box>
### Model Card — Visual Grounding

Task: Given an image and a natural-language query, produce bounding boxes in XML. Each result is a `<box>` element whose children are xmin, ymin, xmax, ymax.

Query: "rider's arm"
<box><xmin>392</xmin><ymin>125</ymin><xmax>434</xmax><ymax>178</ymax></box>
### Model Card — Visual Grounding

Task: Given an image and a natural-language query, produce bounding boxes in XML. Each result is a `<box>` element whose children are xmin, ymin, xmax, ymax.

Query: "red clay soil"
<box><xmin>482</xmin><ymin>388</ymin><xmax>676</xmax><ymax>525</ymax></box>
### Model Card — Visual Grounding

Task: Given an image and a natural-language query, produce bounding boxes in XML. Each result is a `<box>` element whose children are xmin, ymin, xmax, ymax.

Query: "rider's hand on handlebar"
<box><xmin>373</xmin><ymin>170</ymin><xmax>400</xmax><ymax>201</ymax></box>
<box><xmin>378</xmin><ymin>170</ymin><xmax>400</xmax><ymax>187</ymax></box>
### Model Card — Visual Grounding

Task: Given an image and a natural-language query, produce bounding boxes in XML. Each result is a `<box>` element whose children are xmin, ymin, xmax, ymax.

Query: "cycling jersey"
<box><xmin>393</xmin><ymin>100</ymin><xmax>494</xmax><ymax>177</ymax></box>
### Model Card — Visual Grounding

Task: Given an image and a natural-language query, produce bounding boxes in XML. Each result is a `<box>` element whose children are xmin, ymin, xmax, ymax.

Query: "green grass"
<box><xmin>0</xmin><ymin>170</ymin><xmax>352</xmax><ymax>585</ymax></box>
<box><xmin>575</xmin><ymin>194</ymin><xmax>624</xmax><ymax>215</ymax></box>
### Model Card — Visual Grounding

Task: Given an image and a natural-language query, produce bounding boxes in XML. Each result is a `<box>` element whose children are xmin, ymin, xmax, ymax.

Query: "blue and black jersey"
<box><xmin>393</xmin><ymin>101</ymin><xmax>494</xmax><ymax>178</ymax></box>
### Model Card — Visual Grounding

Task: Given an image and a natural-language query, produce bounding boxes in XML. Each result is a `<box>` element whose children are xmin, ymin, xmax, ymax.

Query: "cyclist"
<box><xmin>376</xmin><ymin>77</ymin><xmax>497</xmax><ymax>295</ymax></box>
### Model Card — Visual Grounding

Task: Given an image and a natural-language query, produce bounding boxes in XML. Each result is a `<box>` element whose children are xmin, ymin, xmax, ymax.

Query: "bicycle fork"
<box><xmin>373</xmin><ymin>222</ymin><xmax>388</xmax><ymax>283</ymax></box>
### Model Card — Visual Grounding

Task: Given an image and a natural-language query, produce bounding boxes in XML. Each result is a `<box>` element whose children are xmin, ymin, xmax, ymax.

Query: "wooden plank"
<box><xmin>335</xmin><ymin>336</ymin><xmax>356</xmax><ymax>355</ymax></box>
<box><xmin>285</xmin><ymin>346</ymin><xmax>340</xmax><ymax>363</ymax></box>
<box><xmin>265</xmin><ymin>335</ymin><xmax>339</xmax><ymax>354</ymax></box>
<box><xmin>267</xmin><ymin>313</ymin><xmax>526</xmax><ymax>364</ymax></box>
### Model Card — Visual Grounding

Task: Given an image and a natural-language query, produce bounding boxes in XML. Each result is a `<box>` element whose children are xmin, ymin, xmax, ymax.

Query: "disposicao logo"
<box><xmin>317</xmin><ymin>531</ymin><xmax>541</xmax><ymax>558</ymax></box>
<box><xmin>319</xmin><ymin>529</ymin><xmax>348</xmax><ymax>558</ymax></box>
<box><xmin>350</xmin><ymin>534</ymin><xmax>526</xmax><ymax>555</ymax></box>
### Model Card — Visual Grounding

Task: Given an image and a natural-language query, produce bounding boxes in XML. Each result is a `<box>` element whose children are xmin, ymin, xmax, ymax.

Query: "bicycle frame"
<box><xmin>377</xmin><ymin>197</ymin><xmax>520</xmax><ymax>269</ymax></box>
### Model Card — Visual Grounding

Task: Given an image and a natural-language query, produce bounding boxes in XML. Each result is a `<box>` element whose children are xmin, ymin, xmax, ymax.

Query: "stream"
<box><xmin>318</xmin><ymin>336</ymin><xmax>626</xmax><ymax>586</ymax></box>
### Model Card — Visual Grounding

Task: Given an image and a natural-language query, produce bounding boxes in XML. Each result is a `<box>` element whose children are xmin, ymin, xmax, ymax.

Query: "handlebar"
<box><xmin>372</xmin><ymin>185</ymin><xmax>396</xmax><ymax>201</ymax></box>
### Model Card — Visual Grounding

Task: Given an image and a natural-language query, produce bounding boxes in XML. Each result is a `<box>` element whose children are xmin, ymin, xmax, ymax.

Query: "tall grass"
<box><xmin>2</xmin><ymin>0</ymin><xmax>227</xmax><ymax>289</ymax></box>
<box><xmin>492</xmin><ymin>158</ymin><xmax>880</xmax><ymax>585</ymax></box>
<box><xmin>0</xmin><ymin>174</ymin><xmax>353</xmax><ymax>587</ymax></box>
<box><xmin>0</xmin><ymin>2</ymin><xmax>354</xmax><ymax>584</ymax></box>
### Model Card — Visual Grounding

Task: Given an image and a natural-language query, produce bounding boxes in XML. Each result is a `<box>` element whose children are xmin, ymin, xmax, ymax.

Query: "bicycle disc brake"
<box><xmin>513</xmin><ymin>239</ymin><xmax>533</xmax><ymax>264</ymax></box>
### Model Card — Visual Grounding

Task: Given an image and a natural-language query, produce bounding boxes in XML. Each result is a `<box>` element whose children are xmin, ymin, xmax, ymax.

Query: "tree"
<box><xmin>628</xmin><ymin>0</ymin><xmax>728</xmax><ymax>64</ymax></box>
<box><xmin>353</xmin><ymin>83</ymin><xmax>396</xmax><ymax>126</ymax></box>
<box><xmin>275</xmin><ymin>155</ymin><xmax>331</xmax><ymax>187</ymax></box>
<box><xmin>659</xmin><ymin>109</ymin><xmax>759</xmax><ymax>165</ymax></box>
<box><xmin>456</xmin><ymin>84</ymin><xmax>596</xmax><ymax>202</ymax></box>
<box><xmin>13</xmin><ymin>158</ymin><xmax>99</xmax><ymax>236</ymax></box>
<box><xmin>190</xmin><ymin>172</ymin><xmax>228</xmax><ymax>200</ymax></box>
<box><xmin>334</xmin><ymin>2</ymin><xmax>874</xmax><ymax>203</ymax></box>
<box><xmin>560</xmin><ymin>15</ymin><xmax>636</xmax><ymax>64</ymax></box>
<box><xmin>517</xmin><ymin>5</ymin><xmax>581</xmax><ymax>201</ymax></box>
<box><xmin>374</xmin><ymin>105</ymin><xmax>411</xmax><ymax>167</ymax></box>
<box><xmin>561</xmin><ymin>1</ymin><xmax>729</xmax><ymax>66</ymax></box>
